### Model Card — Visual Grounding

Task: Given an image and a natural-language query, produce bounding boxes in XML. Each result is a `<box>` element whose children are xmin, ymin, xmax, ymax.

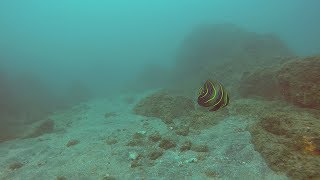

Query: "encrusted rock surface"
<box><xmin>277</xmin><ymin>56</ymin><xmax>320</xmax><ymax>109</ymax></box>
<box><xmin>239</xmin><ymin>56</ymin><xmax>320</xmax><ymax>110</ymax></box>
<box><xmin>133</xmin><ymin>91</ymin><xmax>195</xmax><ymax>124</ymax></box>
<box><xmin>224</xmin><ymin>97</ymin><xmax>320</xmax><ymax>179</ymax></box>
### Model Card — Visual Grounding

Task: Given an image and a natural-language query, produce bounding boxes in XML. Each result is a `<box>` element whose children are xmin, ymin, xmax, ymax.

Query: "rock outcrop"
<box><xmin>171</xmin><ymin>23</ymin><xmax>294</xmax><ymax>96</ymax></box>
<box><xmin>277</xmin><ymin>56</ymin><xmax>320</xmax><ymax>109</ymax></box>
<box><xmin>250</xmin><ymin>110</ymin><xmax>320</xmax><ymax>179</ymax></box>
<box><xmin>227</xmin><ymin>98</ymin><xmax>320</xmax><ymax>179</ymax></box>
<box><xmin>239</xmin><ymin>56</ymin><xmax>320</xmax><ymax>110</ymax></box>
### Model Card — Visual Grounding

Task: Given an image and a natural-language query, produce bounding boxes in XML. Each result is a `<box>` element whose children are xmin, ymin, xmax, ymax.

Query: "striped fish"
<box><xmin>197</xmin><ymin>79</ymin><xmax>229</xmax><ymax>111</ymax></box>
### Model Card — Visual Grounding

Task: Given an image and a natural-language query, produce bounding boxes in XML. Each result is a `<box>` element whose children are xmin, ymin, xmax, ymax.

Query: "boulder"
<box><xmin>239</xmin><ymin>56</ymin><xmax>320</xmax><ymax>110</ymax></box>
<box><xmin>238</xmin><ymin>67</ymin><xmax>280</xmax><ymax>99</ymax></box>
<box><xmin>277</xmin><ymin>56</ymin><xmax>320</xmax><ymax>109</ymax></box>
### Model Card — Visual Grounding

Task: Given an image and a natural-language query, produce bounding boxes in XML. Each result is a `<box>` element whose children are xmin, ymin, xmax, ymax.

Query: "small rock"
<box><xmin>126</xmin><ymin>139</ymin><xmax>144</xmax><ymax>147</ymax></box>
<box><xmin>56</xmin><ymin>176</ymin><xmax>67</xmax><ymax>180</ymax></box>
<box><xmin>132</xmin><ymin>132</ymin><xmax>145</xmax><ymax>139</ymax></box>
<box><xmin>104</xmin><ymin>112</ymin><xmax>117</xmax><ymax>119</ymax></box>
<box><xmin>131</xmin><ymin>159</ymin><xmax>142</xmax><ymax>168</ymax></box>
<box><xmin>148</xmin><ymin>131</ymin><xmax>161</xmax><ymax>142</ymax></box>
<box><xmin>192</xmin><ymin>144</ymin><xmax>209</xmax><ymax>152</ymax></box>
<box><xmin>180</xmin><ymin>140</ymin><xmax>192</xmax><ymax>152</ymax></box>
<box><xmin>66</xmin><ymin>139</ymin><xmax>80</xmax><ymax>147</ymax></box>
<box><xmin>24</xmin><ymin>119</ymin><xmax>54</xmax><ymax>138</ymax></box>
<box><xmin>205</xmin><ymin>169</ymin><xmax>219</xmax><ymax>177</ymax></box>
<box><xmin>8</xmin><ymin>162</ymin><xmax>24</xmax><ymax>170</ymax></box>
<box><xmin>175</xmin><ymin>126</ymin><xmax>189</xmax><ymax>136</ymax></box>
<box><xmin>105</xmin><ymin>137</ymin><xmax>118</xmax><ymax>145</ymax></box>
<box><xmin>102</xmin><ymin>175</ymin><xmax>116</xmax><ymax>180</ymax></box>
<box><xmin>148</xmin><ymin>150</ymin><xmax>163</xmax><ymax>160</ymax></box>
<box><xmin>159</xmin><ymin>139</ymin><xmax>176</xmax><ymax>150</ymax></box>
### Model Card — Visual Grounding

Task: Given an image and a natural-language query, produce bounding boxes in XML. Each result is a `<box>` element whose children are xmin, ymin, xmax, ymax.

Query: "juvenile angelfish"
<box><xmin>197</xmin><ymin>79</ymin><xmax>229</xmax><ymax>111</ymax></box>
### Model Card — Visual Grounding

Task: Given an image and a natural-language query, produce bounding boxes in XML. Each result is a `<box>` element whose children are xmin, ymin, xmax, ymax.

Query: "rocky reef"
<box><xmin>238</xmin><ymin>66</ymin><xmax>281</xmax><ymax>99</ymax></box>
<box><xmin>133</xmin><ymin>90</ymin><xmax>228</xmax><ymax>129</ymax></box>
<box><xmin>236</xmin><ymin>56</ymin><xmax>320</xmax><ymax>178</ymax></box>
<box><xmin>250</xmin><ymin>108</ymin><xmax>320</xmax><ymax>179</ymax></box>
<box><xmin>170</xmin><ymin>23</ymin><xmax>294</xmax><ymax>97</ymax></box>
<box><xmin>132</xmin><ymin>24</ymin><xmax>320</xmax><ymax>178</ymax></box>
<box><xmin>277</xmin><ymin>56</ymin><xmax>320</xmax><ymax>109</ymax></box>
<box><xmin>239</xmin><ymin>56</ymin><xmax>320</xmax><ymax>110</ymax></box>
<box><xmin>134</xmin><ymin>86</ymin><xmax>320</xmax><ymax>179</ymax></box>
<box><xmin>133</xmin><ymin>91</ymin><xmax>195</xmax><ymax>124</ymax></box>
<box><xmin>225</xmin><ymin>98</ymin><xmax>320</xmax><ymax>179</ymax></box>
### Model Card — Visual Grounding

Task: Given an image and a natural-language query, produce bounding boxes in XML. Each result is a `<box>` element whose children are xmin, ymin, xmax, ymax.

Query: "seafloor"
<box><xmin>0</xmin><ymin>90</ymin><xmax>288</xmax><ymax>180</ymax></box>
<box><xmin>2</xmin><ymin>24</ymin><xmax>320</xmax><ymax>179</ymax></box>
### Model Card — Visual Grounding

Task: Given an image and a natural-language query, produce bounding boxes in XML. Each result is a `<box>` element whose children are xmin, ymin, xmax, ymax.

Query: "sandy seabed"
<box><xmin>0</xmin><ymin>90</ymin><xmax>288</xmax><ymax>180</ymax></box>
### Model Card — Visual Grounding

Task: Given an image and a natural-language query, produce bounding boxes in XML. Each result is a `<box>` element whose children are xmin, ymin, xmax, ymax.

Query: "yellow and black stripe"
<box><xmin>197</xmin><ymin>80</ymin><xmax>229</xmax><ymax>111</ymax></box>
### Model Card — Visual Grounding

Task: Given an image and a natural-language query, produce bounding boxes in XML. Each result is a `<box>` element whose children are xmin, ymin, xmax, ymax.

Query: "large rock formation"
<box><xmin>239</xmin><ymin>56</ymin><xmax>320</xmax><ymax>110</ymax></box>
<box><xmin>171</xmin><ymin>23</ymin><xmax>294</xmax><ymax>96</ymax></box>
<box><xmin>131</xmin><ymin>23</ymin><xmax>320</xmax><ymax>179</ymax></box>
<box><xmin>277</xmin><ymin>56</ymin><xmax>320</xmax><ymax>109</ymax></box>
<box><xmin>250</xmin><ymin>109</ymin><xmax>320</xmax><ymax>179</ymax></box>
<box><xmin>227</xmin><ymin>98</ymin><xmax>320</xmax><ymax>179</ymax></box>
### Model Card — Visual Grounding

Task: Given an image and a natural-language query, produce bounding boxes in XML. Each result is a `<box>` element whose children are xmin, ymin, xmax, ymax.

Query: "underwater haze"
<box><xmin>1</xmin><ymin>0</ymin><xmax>320</xmax><ymax>93</ymax></box>
<box><xmin>1</xmin><ymin>0</ymin><xmax>320</xmax><ymax>179</ymax></box>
